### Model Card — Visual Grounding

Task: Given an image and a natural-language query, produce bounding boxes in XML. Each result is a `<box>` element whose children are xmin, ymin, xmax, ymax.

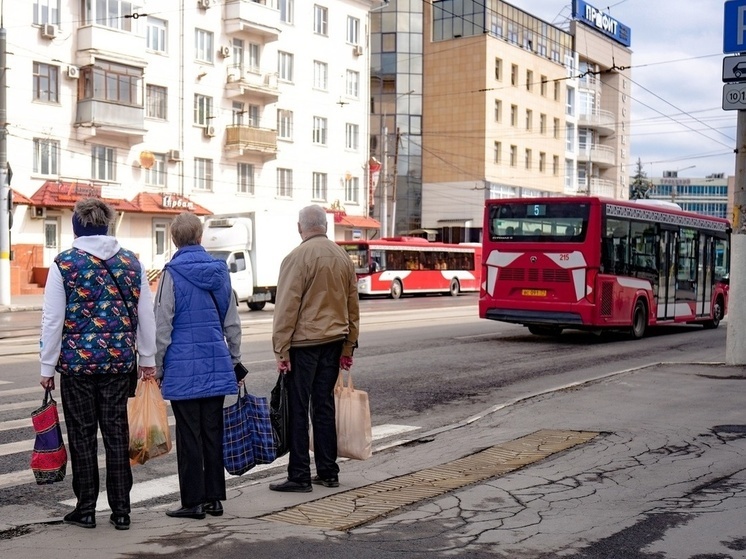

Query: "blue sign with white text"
<box><xmin>724</xmin><ymin>0</ymin><xmax>746</xmax><ymax>53</ymax></box>
<box><xmin>573</xmin><ymin>0</ymin><xmax>631</xmax><ymax>47</ymax></box>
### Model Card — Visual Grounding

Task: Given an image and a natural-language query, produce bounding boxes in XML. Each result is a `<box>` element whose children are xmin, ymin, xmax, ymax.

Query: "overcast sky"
<box><xmin>506</xmin><ymin>0</ymin><xmax>734</xmax><ymax>179</ymax></box>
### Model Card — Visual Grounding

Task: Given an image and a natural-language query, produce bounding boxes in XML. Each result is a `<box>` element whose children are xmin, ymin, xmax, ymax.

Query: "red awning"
<box><xmin>337</xmin><ymin>215</ymin><xmax>381</xmax><ymax>229</ymax></box>
<box><xmin>131</xmin><ymin>192</ymin><xmax>212</xmax><ymax>216</ymax></box>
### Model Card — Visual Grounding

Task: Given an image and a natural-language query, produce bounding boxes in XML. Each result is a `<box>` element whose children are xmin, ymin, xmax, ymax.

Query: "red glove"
<box><xmin>339</xmin><ymin>356</ymin><xmax>353</xmax><ymax>371</ymax></box>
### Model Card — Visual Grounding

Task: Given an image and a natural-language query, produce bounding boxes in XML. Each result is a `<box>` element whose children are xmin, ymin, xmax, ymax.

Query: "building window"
<box><xmin>566</xmin><ymin>123</ymin><xmax>575</xmax><ymax>151</ymax></box>
<box><xmin>80</xmin><ymin>61</ymin><xmax>142</xmax><ymax>106</ymax></box>
<box><xmin>511</xmin><ymin>64</ymin><xmax>518</xmax><ymax>86</ymax></box>
<box><xmin>145</xmin><ymin>153</ymin><xmax>167</xmax><ymax>187</ymax></box>
<box><xmin>277</xmin><ymin>168</ymin><xmax>293</xmax><ymax>197</ymax></box>
<box><xmin>33</xmin><ymin>62</ymin><xmax>59</xmax><ymax>103</ymax></box>
<box><xmin>194</xmin><ymin>29</ymin><xmax>213</xmax><ymax>63</ymax></box>
<box><xmin>238</xmin><ymin>163</ymin><xmax>255</xmax><ymax>194</ymax></box>
<box><xmin>84</xmin><ymin>0</ymin><xmax>134</xmax><ymax>31</ymax></box>
<box><xmin>279</xmin><ymin>0</ymin><xmax>293</xmax><ymax>24</ymax></box>
<box><xmin>194</xmin><ymin>94</ymin><xmax>213</xmax><ymax>126</ymax></box>
<box><xmin>526</xmin><ymin>70</ymin><xmax>533</xmax><ymax>92</ymax></box>
<box><xmin>33</xmin><ymin>138</ymin><xmax>59</xmax><ymax>175</ymax></box>
<box><xmin>494</xmin><ymin>57</ymin><xmax>502</xmax><ymax>81</ymax></box>
<box><xmin>312</xmin><ymin>172</ymin><xmax>327</xmax><ymax>200</ymax></box>
<box><xmin>553</xmin><ymin>155</ymin><xmax>559</xmax><ymax>176</ymax></box>
<box><xmin>345</xmin><ymin>123</ymin><xmax>359</xmax><ymax>150</ymax></box>
<box><xmin>277</xmin><ymin>109</ymin><xmax>293</xmax><ymax>140</ymax></box>
<box><xmin>245</xmin><ymin>42</ymin><xmax>260</xmax><ymax>72</ymax></box>
<box><xmin>566</xmin><ymin>87</ymin><xmax>575</xmax><ymax>116</ymax></box>
<box><xmin>34</xmin><ymin>0</ymin><xmax>60</xmax><ymax>24</ymax></box>
<box><xmin>146</xmin><ymin>84</ymin><xmax>167</xmax><ymax>119</ymax></box>
<box><xmin>539</xmin><ymin>152</ymin><xmax>546</xmax><ymax>173</ymax></box>
<box><xmin>91</xmin><ymin>145</ymin><xmax>116</xmax><ymax>181</ymax></box>
<box><xmin>347</xmin><ymin>16</ymin><xmax>360</xmax><ymax>44</ymax></box>
<box><xmin>510</xmin><ymin>104</ymin><xmax>517</xmax><ymax>127</ymax></box>
<box><xmin>194</xmin><ymin>158</ymin><xmax>213</xmax><ymax>191</ymax></box>
<box><xmin>540</xmin><ymin>75</ymin><xmax>547</xmax><ymax>96</ymax></box>
<box><xmin>313</xmin><ymin>60</ymin><xmax>328</xmax><ymax>90</ymax></box>
<box><xmin>510</xmin><ymin>145</ymin><xmax>517</xmax><ymax>167</ymax></box>
<box><xmin>525</xmin><ymin>149</ymin><xmax>532</xmax><ymax>170</ymax></box>
<box><xmin>147</xmin><ymin>17</ymin><xmax>167</xmax><ymax>52</ymax></box>
<box><xmin>312</xmin><ymin>116</ymin><xmax>327</xmax><ymax>145</ymax></box>
<box><xmin>525</xmin><ymin>109</ymin><xmax>532</xmax><ymax>131</ymax></box>
<box><xmin>494</xmin><ymin>99</ymin><xmax>502</xmax><ymax>122</ymax></box>
<box><xmin>344</xmin><ymin>176</ymin><xmax>359</xmax><ymax>203</ymax></box>
<box><xmin>554</xmin><ymin>81</ymin><xmax>560</xmax><ymax>101</ymax></box>
<box><xmin>539</xmin><ymin>113</ymin><xmax>546</xmax><ymax>134</ymax></box>
<box><xmin>553</xmin><ymin>117</ymin><xmax>560</xmax><ymax>139</ymax></box>
<box><xmin>493</xmin><ymin>141</ymin><xmax>501</xmax><ymax>164</ymax></box>
<box><xmin>278</xmin><ymin>51</ymin><xmax>294</xmax><ymax>82</ymax></box>
<box><xmin>346</xmin><ymin>70</ymin><xmax>359</xmax><ymax>98</ymax></box>
<box><xmin>314</xmin><ymin>5</ymin><xmax>328</xmax><ymax>36</ymax></box>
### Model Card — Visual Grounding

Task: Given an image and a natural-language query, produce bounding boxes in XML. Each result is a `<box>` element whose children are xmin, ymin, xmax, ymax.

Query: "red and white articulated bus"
<box><xmin>338</xmin><ymin>237</ymin><xmax>481</xmax><ymax>299</ymax></box>
<box><xmin>479</xmin><ymin>196</ymin><xmax>730</xmax><ymax>338</ymax></box>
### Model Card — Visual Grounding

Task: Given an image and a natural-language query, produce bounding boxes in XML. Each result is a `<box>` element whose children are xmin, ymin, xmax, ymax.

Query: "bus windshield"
<box><xmin>487</xmin><ymin>201</ymin><xmax>590</xmax><ymax>242</ymax></box>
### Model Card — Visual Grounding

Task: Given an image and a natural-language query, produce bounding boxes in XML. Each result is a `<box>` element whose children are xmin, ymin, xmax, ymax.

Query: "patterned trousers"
<box><xmin>60</xmin><ymin>373</ymin><xmax>132</xmax><ymax>516</ymax></box>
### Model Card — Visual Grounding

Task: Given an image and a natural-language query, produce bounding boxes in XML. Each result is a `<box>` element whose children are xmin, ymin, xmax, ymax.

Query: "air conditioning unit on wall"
<box><xmin>31</xmin><ymin>207</ymin><xmax>47</xmax><ymax>219</ymax></box>
<box><xmin>67</xmin><ymin>66</ymin><xmax>80</xmax><ymax>79</ymax></box>
<box><xmin>198</xmin><ymin>0</ymin><xmax>211</xmax><ymax>9</ymax></box>
<box><xmin>167</xmin><ymin>149</ymin><xmax>182</xmax><ymax>162</ymax></box>
<box><xmin>203</xmin><ymin>125</ymin><xmax>216</xmax><ymax>138</ymax></box>
<box><xmin>219</xmin><ymin>46</ymin><xmax>231</xmax><ymax>58</ymax></box>
<box><xmin>352</xmin><ymin>45</ymin><xmax>364</xmax><ymax>56</ymax></box>
<box><xmin>41</xmin><ymin>24</ymin><xmax>58</xmax><ymax>39</ymax></box>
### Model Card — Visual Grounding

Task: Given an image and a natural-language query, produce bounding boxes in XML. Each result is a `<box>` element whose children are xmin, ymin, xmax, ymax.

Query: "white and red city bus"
<box><xmin>339</xmin><ymin>237</ymin><xmax>481</xmax><ymax>299</ymax></box>
<box><xmin>479</xmin><ymin>196</ymin><xmax>730</xmax><ymax>338</ymax></box>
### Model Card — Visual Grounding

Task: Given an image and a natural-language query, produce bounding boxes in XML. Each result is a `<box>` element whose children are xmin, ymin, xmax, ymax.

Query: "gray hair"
<box><xmin>298</xmin><ymin>205</ymin><xmax>328</xmax><ymax>233</ymax></box>
<box><xmin>171</xmin><ymin>212</ymin><xmax>203</xmax><ymax>248</ymax></box>
<box><xmin>73</xmin><ymin>198</ymin><xmax>114</xmax><ymax>228</ymax></box>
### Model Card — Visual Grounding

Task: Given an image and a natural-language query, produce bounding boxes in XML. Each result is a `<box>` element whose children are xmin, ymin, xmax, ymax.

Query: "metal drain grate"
<box><xmin>261</xmin><ymin>429</ymin><xmax>598</xmax><ymax>531</ymax></box>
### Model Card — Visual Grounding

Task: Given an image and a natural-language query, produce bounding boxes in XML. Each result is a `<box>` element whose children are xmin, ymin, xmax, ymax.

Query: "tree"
<box><xmin>629</xmin><ymin>159</ymin><xmax>652</xmax><ymax>200</ymax></box>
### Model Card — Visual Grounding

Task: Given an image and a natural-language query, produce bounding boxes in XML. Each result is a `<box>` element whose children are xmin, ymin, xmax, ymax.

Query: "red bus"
<box><xmin>339</xmin><ymin>237</ymin><xmax>481</xmax><ymax>299</ymax></box>
<box><xmin>479</xmin><ymin>197</ymin><xmax>730</xmax><ymax>338</ymax></box>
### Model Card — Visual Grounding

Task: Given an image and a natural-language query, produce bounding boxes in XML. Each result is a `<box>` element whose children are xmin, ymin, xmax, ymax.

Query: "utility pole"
<box><xmin>726</xmin><ymin>109</ymin><xmax>746</xmax><ymax>364</ymax></box>
<box><xmin>0</xmin><ymin>22</ymin><xmax>10</xmax><ymax>306</ymax></box>
<box><xmin>381</xmin><ymin>125</ymin><xmax>388</xmax><ymax>238</ymax></box>
<box><xmin>390</xmin><ymin>127</ymin><xmax>400</xmax><ymax>237</ymax></box>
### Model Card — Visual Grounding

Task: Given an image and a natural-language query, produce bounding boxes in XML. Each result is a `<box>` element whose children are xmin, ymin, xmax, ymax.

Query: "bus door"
<box><xmin>657</xmin><ymin>228</ymin><xmax>677</xmax><ymax>320</ymax></box>
<box><xmin>697</xmin><ymin>233</ymin><xmax>713</xmax><ymax>317</ymax></box>
<box><xmin>675</xmin><ymin>228</ymin><xmax>697</xmax><ymax>318</ymax></box>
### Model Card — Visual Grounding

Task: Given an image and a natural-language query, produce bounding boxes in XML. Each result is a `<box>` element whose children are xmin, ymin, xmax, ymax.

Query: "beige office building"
<box><xmin>420</xmin><ymin>0</ymin><xmax>632</xmax><ymax>242</ymax></box>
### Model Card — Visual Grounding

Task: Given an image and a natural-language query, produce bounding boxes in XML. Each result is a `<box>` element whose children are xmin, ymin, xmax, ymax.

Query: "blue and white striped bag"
<box><xmin>223</xmin><ymin>387</ymin><xmax>276</xmax><ymax>476</ymax></box>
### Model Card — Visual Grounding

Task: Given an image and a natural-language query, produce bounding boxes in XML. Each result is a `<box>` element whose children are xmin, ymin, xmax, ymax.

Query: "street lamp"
<box><xmin>381</xmin><ymin>90</ymin><xmax>413</xmax><ymax>238</ymax></box>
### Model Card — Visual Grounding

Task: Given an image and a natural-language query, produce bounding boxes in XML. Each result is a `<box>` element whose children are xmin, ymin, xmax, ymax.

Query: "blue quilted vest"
<box><xmin>55</xmin><ymin>248</ymin><xmax>141</xmax><ymax>376</ymax></box>
<box><xmin>159</xmin><ymin>245</ymin><xmax>237</xmax><ymax>401</ymax></box>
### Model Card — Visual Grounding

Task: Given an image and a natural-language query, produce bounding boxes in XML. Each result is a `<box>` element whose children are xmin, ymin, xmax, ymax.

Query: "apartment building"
<box><xmin>646</xmin><ymin>171</ymin><xmax>731</xmax><ymax>220</ymax></box>
<box><xmin>8</xmin><ymin>0</ymin><xmax>376</xmax><ymax>295</ymax></box>
<box><xmin>416</xmin><ymin>0</ymin><xmax>632</xmax><ymax>242</ymax></box>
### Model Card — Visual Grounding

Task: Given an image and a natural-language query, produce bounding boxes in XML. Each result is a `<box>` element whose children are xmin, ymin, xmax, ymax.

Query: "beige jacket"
<box><xmin>272</xmin><ymin>234</ymin><xmax>360</xmax><ymax>361</ymax></box>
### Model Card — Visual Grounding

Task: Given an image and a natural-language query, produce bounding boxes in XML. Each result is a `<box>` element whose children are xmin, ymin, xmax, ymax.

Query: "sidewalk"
<box><xmin>0</xmin><ymin>294</ymin><xmax>44</xmax><ymax>312</ymax></box>
<box><xmin>0</xmin><ymin>362</ymin><xmax>743</xmax><ymax>558</ymax></box>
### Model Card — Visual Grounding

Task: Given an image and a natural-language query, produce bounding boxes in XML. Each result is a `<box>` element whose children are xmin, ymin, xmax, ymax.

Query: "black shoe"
<box><xmin>312</xmin><ymin>475</ymin><xmax>340</xmax><ymax>488</ymax></box>
<box><xmin>165</xmin><ymin>504</ymin><xmax>206</xmax><ymax>519</ymax></box>
<box><xmin>63</xmin><ymin>509</ymin><xmax>96</xmax><ymax>529</ymax></box>
<box><xmin>203</xmin><ymin>501</ymin><xmax>223</xmax><ymax>517</ymax></box>
<box><xmin>269</xmin><ymin>480</ymin><xmax>312</xmax><ymax>493</ymax></box>
<box><xmin>109</xmin><ymin>513</ymin><xmax>130</xmax><ymax>530</ymax></box>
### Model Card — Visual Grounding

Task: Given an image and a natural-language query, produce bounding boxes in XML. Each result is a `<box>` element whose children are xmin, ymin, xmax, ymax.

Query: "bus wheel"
<box><xmin>528</xmin><ymin>325</ymin><xmax>562</xmax><ymax>336</ymax></box>
<box><xmin>248</xmin><ymin>301</ymin><xmax>266</xmax><ymax>311</ymax></box>
<box><xmin>630</xmin><ymin>300</ymin><xmax>647</xmax><ymax>339</ymax></box>
<box><xmin>703</xmin><ymin>296</ymin><xmax>724</xmax><ymax>329</ymax></box>
<box><xmin>449</xmin><ymin>278</ymin><xmax>460</xmax><ymax>296</ymax></box>
<box><xmin>390</xmin><ymin>279</ymin><xmax>403</xmax><ymax>300</ymax></box>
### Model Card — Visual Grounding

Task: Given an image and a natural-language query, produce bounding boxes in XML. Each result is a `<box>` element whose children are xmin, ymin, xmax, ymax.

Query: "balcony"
<box><xmin>578</xmin><ymin>109</ymin><xmax>615</xmax><ymax>135</ymax></box>
<box><xmin>579</xmin><ymin>177</ymin><xmax>616</xmax><ymax>198</ymax></box>
<box><xmin>579</xmin><ymin>144</ymin><xmax>616</xmax><ymax>168</ymax></box>
<box><xmin>224</xmin><ymin>0</ymin><xmax>281</xmax><ymax>41</ymax></box>
<box><xmin>75</xmin><ymin>25</ymin><xmax>147</xmax><ymax>68</ymax></box>
<box><xmin>226</xmin><ymin>67</ymin><xmax>280</xmax><ymax>101</ymax></box>
<box><xmin>225</xmin><ymin>125</ymin><xmax>278</xmax><ymax>160</ymax></box>
<box><xmin>74</xmin><ymin>100</ymin><xmax>145</xmax><ymax>141</ymax></box>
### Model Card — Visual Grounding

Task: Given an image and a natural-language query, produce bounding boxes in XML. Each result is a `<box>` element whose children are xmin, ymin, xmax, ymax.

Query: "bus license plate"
<box><xmin>521</xmin><ymin>289</ymin><xmax>547</xmax><ymax>297</ymax></box>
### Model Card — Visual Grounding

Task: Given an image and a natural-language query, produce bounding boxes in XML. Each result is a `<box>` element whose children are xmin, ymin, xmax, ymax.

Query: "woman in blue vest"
<box><xmin>154</xmin><ymin>212</ymin><xmax>241</xmax><ymax>519</ymax></box>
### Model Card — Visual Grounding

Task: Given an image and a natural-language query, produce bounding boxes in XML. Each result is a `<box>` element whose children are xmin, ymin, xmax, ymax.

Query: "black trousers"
<box><xmin>60</xmin><ymin>373</ymin><xmax>132</xmax><ymax>516</ymax></box>
<box><xmin>171</xmin><ymin>396</ymin><xmax>226</xmax><ymax>507</ymax></box>
<box><xmin>287</xmin><ymin>341</ymin><xmax>343</xmax><ymax>483</ymax></box>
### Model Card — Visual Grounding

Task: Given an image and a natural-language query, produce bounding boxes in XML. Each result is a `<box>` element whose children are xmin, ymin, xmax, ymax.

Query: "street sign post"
<box><xmin>723</xmin><ymin>83</ymin><xmax>746</xmax><ymax>110</ymax></box>
<box><xmin>724</xmin><ymin>0</ymin><xmax>746</xmax><ymax>53</ymax></box>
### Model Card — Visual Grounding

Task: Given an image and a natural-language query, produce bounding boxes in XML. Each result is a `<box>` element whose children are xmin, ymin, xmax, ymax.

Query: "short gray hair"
<box><xmin>298</xmin><ymin>204</ymin><xmax>328</xmax><ymax>233</ymax></box>
<box><xmin>73</xmin><ymin>198</ymin><xmax>114</xmax><ymax>228</ymax></box>
<box><xmin>171</xmin><ymin>212</ymin><xmax>203</xmax><ymax>248</ymax></box>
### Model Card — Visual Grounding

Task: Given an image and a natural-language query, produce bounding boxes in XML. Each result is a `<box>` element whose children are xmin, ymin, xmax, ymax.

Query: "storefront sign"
<box><xmin>573</xmin><ymin>0</ymin><xmax>631</xmax><ymax>47</ymax></box>
<box><xmin>161</xmin><ymin>194</ymin><xmax>195</xmax><ymax>210</ymax></box>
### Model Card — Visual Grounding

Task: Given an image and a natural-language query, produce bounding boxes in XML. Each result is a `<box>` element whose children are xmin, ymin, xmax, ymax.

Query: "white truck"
<box><xmin>201</xmin><ymin>212</ymin><xmax>333</xmax><ymax>311</ymax></box>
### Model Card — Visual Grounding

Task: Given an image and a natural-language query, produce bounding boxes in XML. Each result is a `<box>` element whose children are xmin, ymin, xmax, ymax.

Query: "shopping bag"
<box><xmin>270</xmin><ymin>373</ymin><xmax>290</xmax><ymax>458</ymax></box>
<box><xmin>127</xmin><ymin>378</ymin><xmax>172</xmax><ymax>465</ymax></box>
<box><xmin>243</xmin><ymin>391</ymin><xmax>276</xmax><ymax>465</ymax></box>
<box><xmin>30</xmin><ymin>388</ymin><xmax>67</xmax><ymax>484</ymax></box>
<box><xmin>335</xmin><ymin>371</ymin><xmax>372</xmax><ymax>460</ymax></box>
<box><xmin>223</xmin><ymin>387</ymin><xmax>256</xmax><ymax>475</ymax></box>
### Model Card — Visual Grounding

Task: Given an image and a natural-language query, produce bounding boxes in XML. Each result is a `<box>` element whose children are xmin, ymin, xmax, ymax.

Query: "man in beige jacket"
<box><xmin>270</xmin><ymin>204</ymin><xmax>360</xmax><ymax>492</ymax></box>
